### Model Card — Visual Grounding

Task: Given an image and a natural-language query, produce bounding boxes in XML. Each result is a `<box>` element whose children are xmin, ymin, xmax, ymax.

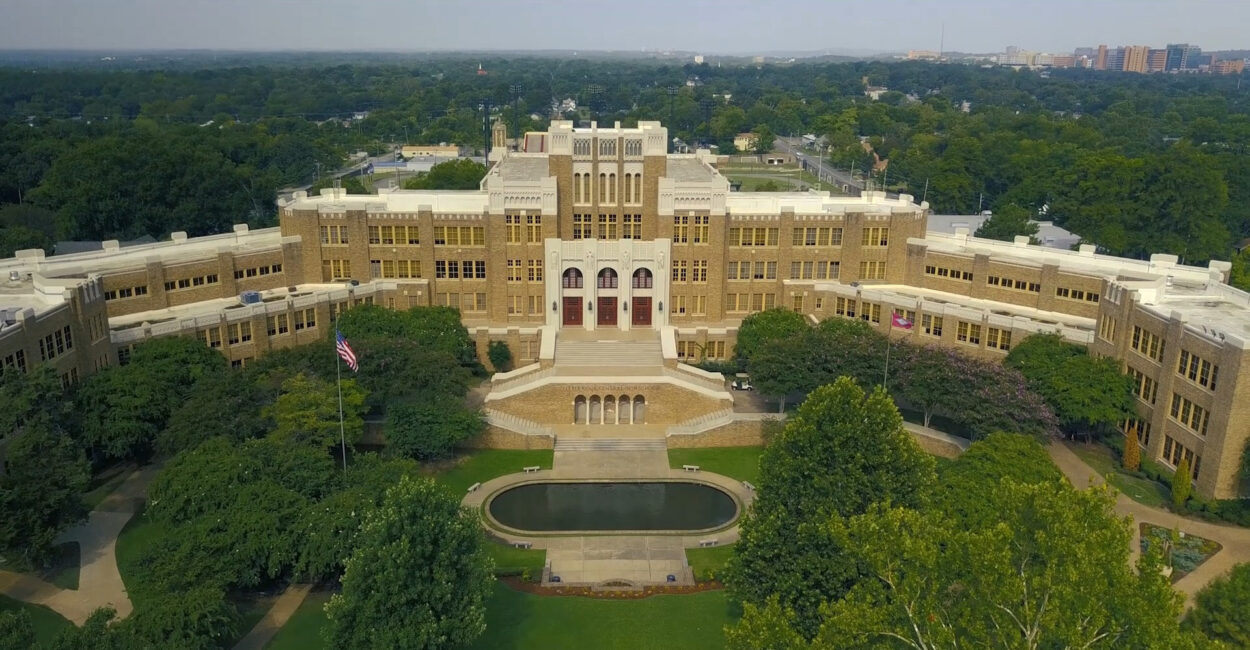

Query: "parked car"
<box><xmin>731</xmin><ymin>378</ymin><xmax>753</xmax><ymax>391</ymax></box>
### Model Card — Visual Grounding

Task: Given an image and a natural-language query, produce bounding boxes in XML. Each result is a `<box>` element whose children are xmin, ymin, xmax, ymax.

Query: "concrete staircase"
<box><xmin>554</xmin><ymin>438</ymin><xmax>668</xmax><ymax>452</ymax></box>
<box><xmin>554</xmin><ymin>338</ymin><xmax>663</xmax><ymax>368</ymax></box>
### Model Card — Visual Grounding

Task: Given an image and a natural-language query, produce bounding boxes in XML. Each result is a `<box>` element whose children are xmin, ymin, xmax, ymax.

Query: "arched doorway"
<box><xmin>631</xmin><ymin>268</ymin><xmax>653</xmax><ymax>327</ymax></box>
<box><xmin>589</xmin><ymin>395</ymin><xmax>602</xmax><ymax>424</ymax></box>
<box><xmin>573</xmin><ymin>395</ymin><xmax>587</xmax><ymax>424</ymax></box>
<box><xmin>561</xmin><ymin>268</ymin><xmax>584</xmax><ymax>327</ymax></box>
<box><xmin>596</xmin><ymin>268</ymin><xmax>618</xmax><ymax>327</ymax></box>
<box><xmin>604</xmin><ymin>395</ymin><xmax>617</xmax><ymax>424</ymax></box>
<box><xmin>619</xmin><ymin>394</ymin><xmax>632</xmax><ymax>424</ymax></box>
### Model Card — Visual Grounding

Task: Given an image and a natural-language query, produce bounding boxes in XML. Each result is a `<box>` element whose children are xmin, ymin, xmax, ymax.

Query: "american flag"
<box><xmin>336</xmin><ymin>331</ymin><xmax>359</xmax><ymax>372</ymax></box>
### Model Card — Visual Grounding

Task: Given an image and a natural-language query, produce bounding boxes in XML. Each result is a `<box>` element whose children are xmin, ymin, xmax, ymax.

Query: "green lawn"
<box><xmin>0</xmin><ymin>595</ymin><xmax>73</xmax><ymax>646</ymax></box>
<box><xmin>468</xmin><ymin>583</ymin><xmax>733</xmax><ymax>650</ymax></box>
<box><xmin>686</xmin><ymin>545</ymin><xmax>735</xmax><ymax>581</ymax></box>
<box><xmin>113</xmin><ymin>505</ymin><xmax>169</xmax><ymax>607</ymax></box>
<box><xmin>668</xmin><ymin>446</ymin><xmax>763</xmax><ymax>484</ymax></box>
<box><xmin>1069</xmin><ymin>443</ymin><xmax>1171</xmax><ymax>509</ymax></box>
<box><xmin>264</xmin><ymin>591</ymin><xmax>331</xmax><ymax>650</ymax></box>
<box><xmin>431</xmin><ymin>449</ymin><xmax>555</xmax><ymax>495</ymax></box>
<box><xmin>486</xmin><ymin>542</ymin><xmax>546</xmax><ymax>577</ymax></box>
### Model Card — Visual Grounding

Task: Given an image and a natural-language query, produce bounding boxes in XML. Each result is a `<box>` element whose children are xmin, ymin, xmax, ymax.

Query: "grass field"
<box><xmin>685</xmin><ymin>544</ymin><xmax>735</xmax><ymax>581</ymax></box>
<box><xmin>264</xmin><ymin>590</ymin><xmax>332</xmax><ymax>650</ymax></box>
<box><xmin>0</xmin><ymin>595</ymin><xmax>73</xmax><ymax>646</ymax></box>
<box><xmin>668</xmin><ymin>446</ymin><xmax>763</xmax><ymax>484</ymax></box>
<box><xmin>113</xmin><ymin>505</ymin><xmax>168</xmax><ymax>607</ymax></box>
<box><xmin>430</xmin><ymin>449</ymin><xmax>555</xmax><ymax>495</ymax></box>
<box><xmin>1069</xmin><ymin>443</ymin><xmax>1171</xmax><ymax>508</ymax></box>
<box><xmin>486</xmin><ymin>542</ymin><xmax>547</xmax><ymax>577</ymax></box>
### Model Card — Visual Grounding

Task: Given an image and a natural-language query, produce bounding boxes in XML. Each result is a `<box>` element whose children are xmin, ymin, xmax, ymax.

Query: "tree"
<box><xmin>751</xmin><ymin>124</ymin><xmax>776</xmax><ymax>154</ymax></box>
<box><xmin>1186</xmin><ymin>562</ymin><xmax>1250</xmax><ymax>647</ymax></box>
<box><xmin>0</xmin><ymin>224</ymin><xmax>51</xmax><ymax>257</ymax></box>
<box><xmin>1124</xmin><ymin>425</ymin><xmax>1142</xmax><ymax>471</ymax></box>
<box><xmin>725</xmin><ymin>378</ymin><xmax>935</xmax><ymax>638</ymax></box>
<box><xmin>325</xmin><ymin>476</ymin><xmax>494</xmax><ymax>650</ymax></box>
<box><xmin>263</xmin><ymin>372</ymin><xmax>367</xmax><ymax>448</ymax></box>
<box><xmin>1005</xmin><ymin>334</ymin><xmax>1135</xmax><ymax>437</ymax></box>
<box><xmin>487</xmin><ymin>340</ymin><xmax>513</xmax><ymax>372</ymax></box>
<box><xmin>974</xmin><ymin>203</ymin><xmax>1039</xmax><ymax>242</ymax></box>
<box><xmin>307</xmin><ymin>175</ymin><xmax>369</xmax><ymax>195</ymax></box>
<box><xmin>934</xmin><ymin>432</ymin><xmax>1064</xmax><ymax>527</ymax></box>
<box><xmin>734</xmin><ymin>308</ymin><xmax>810</xmax><ymax>364</ymax></box>
<box><xmin>384</xmin><ymin>399</ymin><xmax>483</xmax><ymax>461</ymax></box>
<box><xmin>814</xmin><ymin>483</ymin><xmax>1189</xmax><ymax>649</ymax></box>
<box><xmin>0</xmin><ymin>609</ymin><xmax>34</xmax><ymax>650</ymax></box>
<box><xmin>156</xmin><ymin>370</ymin><xmax>272</xmax><ymax>457</ymax></box>
<box><xmin>0</xmin><ymin>422</ymin><xmax>89</xmax><ymax>565</ymax></box>
<box><xmin>1173</xmin><ymin>458</ymin><xmax>1193</xmax><ymax>509</ymax></box>
<box><xmin>401</xmin><ymin>158</ymin><xmax>487</xmax><ymax>190</ymax></box>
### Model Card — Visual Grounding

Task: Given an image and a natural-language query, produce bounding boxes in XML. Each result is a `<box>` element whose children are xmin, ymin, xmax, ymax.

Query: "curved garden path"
<box><xmin>0</xmin><ymin>465</ymin><xmax>158</xmax><ymax>625</ymax></box>
<box><xmin>1047</xmin><ymin>441</ymin><xmax>1250</xmax><ymax>609</ymax></box>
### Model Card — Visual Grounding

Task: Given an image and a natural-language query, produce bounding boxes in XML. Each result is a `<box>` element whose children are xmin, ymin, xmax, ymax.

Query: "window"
<box><xmin>1098</xmin><ymin>316</ymin><xmax>1117</xmax><ymax>342</ymax></box>
<box><xmin>986</xmin><ymin>327</ymin><xmax>1012</xmax><ymax>351</ymax></box>
<box><xmin>691</xmin><ymin>216</ymin><xmax>709</xmax><ymax>243</ymax></box>
<box><xmin>228</xmin><ymin>322</ymin><xmax>253</xmax><ymax>345</ymax></box>
<box><xmin>622</xmin><ymin>214</ymin><xmax>642</xmax><ymax>239</ymax></box>
<box><xmin>1177</xmin><ymin>350</ymin><xmax>1219</xmax><ymax>391</ymax></box>
<box><xmin>572</xmin><ymin>214</ymin><xmax>590</xmax><ymax>240</ymax></box>
<box><xmin>321</xmin><ymin>259</ymin><xmax>351</xmax><ymax>281</ymax></box>
<box><xmin>600</xmin><ymin>139</ymin><xmax>616</xmax><ymax>157</ymax></box>
<box><xmin>562</xmin><ymin>268</ymin><xmax>584</xmax><ymax>288</ymax></box>
<box><xmin>597</xmin><ymin>214</ymin><xmax>618</xmax><ymax>239</ymax></box>
<box><xmin>599</xmin><ymin>173</ymin><xmax>607</xmax><ymax>202</ymax></box>
<box><xmin>3</xmin><ymin>350</ymin><xmax>27</xmax><ymax>374</ymax></box>
<box><xmin>726</xmin><ymin>293</ymin><xmax>749</xmax><ymax>313</ymax></box>
<box><xmin>507</xmin><ymin>259</ymin><xmax>522</xmax><ymax>283</ymax></box>
<box><xmin>527</xmin><ymin>259</ymin><xmax>543</xmax><ymax>282</ymax></box>
<box><xmin>924</xmin><ymin>265</ymin><xmax>973</xmax><ymax>281</ymax></box>
<box><xmin>507</xmin><ymin>296</ymin><xmax>523</xmax><ymax>315</ymax></box>
<box><xmin>860</xmin><ymin>302</ymin><xmax>882</xmax><ymax>324</ymax></box>
<box><xmin>625</xmin><ymin>139</ymin><xmax>642</xmax><ymax>156</ymax></box>
<box><xmin>369</xmin><ymin>226</ymin><xmax>380</xmax><ymax>244</ymax></box>
<box><xmin>597</xmin><ymin>268</ymin><xmax>618</xmax><ymax>289</ymax></box>
<box><xmin>506</xmin><ymin>215</ymin><xmax>522</xmax><ymax>243</ymax></box>
<box><xmin>1169</xmin><ymin>393</ymin><xmax>1210</xmax><ymax>436</ymax></box>
<box><xmin>956</xmin><ymin>321</ymin><xmax>982</xmax><ymax>345</ymax></box>
<box><xmin>632</xmin><ymin>173</ymin><xmax>643</xmax><ymax>203</ymax></box>
<box><xmin>528</xmin><ymin>296</ymin><xmax>543</xmax><ymax>315</ymax></box>
<box><xmin>1161</xmin><ymin>435</ymin><xmax>1200</xmax><ymax>479</ymax></box>
<box><xmin>573</xmin><ymin>174</ymin><xmax>584</xmax><ymax>203</ymax></box>
<box><xmin>673</xmin><ymin>295</ymin><xmax>687</xmax><ymax>315</ymax></box>
<box><xmin>987</xmin><ymin>275</ymin><xmax>1041</xmax><ymax>293</ymax></box>
<box><xmin>1131</xmin><ymin>326</ymin><xmax>1165</xmax><ymax>362</ymax></box>
<box><xmin>693</xmin><ymin>295</ymin><xmax>706</xmax><ymax>315</ymax></box>
<box><xmin>267</xmin><ymin>314</ymin><xmax>290</xmax><ymax>336</ymax></box>
<box><xmin>463</xmin><ymin>293</ymin><xmax>487</xmax><ymax>312</ymax></box>
<box><xmin>473</xmin><ymin>260</ymin><xmax>487</xmax><ymax>279</ymax></box>
<box><xmin>673</xmin><ymin>216</ymin><xmax>688</xmax><ymax>243</ymax></box>
<box><xmin>433</xmin><ymin>226</ymin><xmax>485</xmax><ymax>246</ymax></box>
<box><xmin>1122</xmin><ymin>418</ymin><xmax>1152</xmax><ymax>448</ymax></box>
<box><xmin>792</xmin><ymin>226</ymin><xmax>842</xmax><ymax>247</ymax></box>
<box><xmin>294</xmin><ymin>308</ymin><xmax>315</xmax><ymax>331</ymax></box>
<box><xmin>319</xmin><ymin>225</ymin><xmax>348</xmax><ymax>245</ymax></box>
<box><xmin>1056</xmin><ymin>286</ymin><xmax>1101</xmax><ymax>303</ymax></box>
<box><xmin>859</xmin><ymin>261</ymin><xmax>886</xmax><ymax>280</ymax></box>
<box><xmin>574</xmin><ymin>139</ymin><xmax>591</xmax><ymax>156</ymax></box>
<box><xmin>526</xmin><ymin>215</ymin><xmax>542</xmax><ymax>243</ymax></box>
<box><xmin>1128</xmin><ymin>366</ymin><xmax>1158</xmax><ymax>404</ymax></box>
<box><xmin>609</xmin><ymin>173</ymin><xmax>617</xmax><ymax>203</ymax></box>
<box><xmin>861</xmin><ymin>226</ymin><xmax>888</xmax><ymax>246</ymax></box>
<box><xmin>835</xmin><ymin>297</ymin><xmax>857</xmax><ymax>318</ymax></box>
<box><xmin>693</xmin><ymin>260</ymin><xmax>708</xmax><ymax>283</ymax></box>
<box><xmin>727</xmin><ymin>227</ymin><xmax>779</xmax><ymax>247</ymax></box>
<box><xmin>632</xmin><ymin>268</ymin><xmax>654</xmax><ymax>289</ymax></box>
<box><xmin>672</xmin><ymin>260</ymin><xmax>688</xmax><ymax>283</ymax></box>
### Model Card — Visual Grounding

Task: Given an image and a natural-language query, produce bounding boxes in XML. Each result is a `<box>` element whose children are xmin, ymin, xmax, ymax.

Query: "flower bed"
<box><xmin>500</xmin><ymin>576</ymin><xmax>724</xmax><ymax>599</ymax></box>
<box><xmin>1139</xmin><ymin>523</ymin><xmax>1221</xmax><ymax>582</ymax></box>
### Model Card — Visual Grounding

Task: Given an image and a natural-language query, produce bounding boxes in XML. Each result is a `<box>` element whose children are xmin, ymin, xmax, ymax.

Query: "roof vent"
<box><xmin>8</xmin><ymin>271</ymin><xmax>19</xmax><ymax>282</ymax></box>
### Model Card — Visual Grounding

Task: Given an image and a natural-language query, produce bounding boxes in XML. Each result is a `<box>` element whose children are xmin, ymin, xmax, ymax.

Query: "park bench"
<box><xmin>523</xmin><ymin>465</ymin><xmax>541</xmax><ymax>473</ymax></box>
<box><xmin>698</xmin><ymin>539</ymin><xmax>718</xmax><ymax>547</ymax></box>
<box><xmin>742</xmin><ymin>481</ymin><xmax>755</xmax><ymax>491</ymax></box>
<box><xmin>512</xmin><ymin>541</ymin><xmax>532</xmax><ymax>549</ymax></box>
<box><xmin>467</xmin><ymin>482</ymin><xmax>481</xmax><ymax>493</ymax></box>
<box><xmin>682</xmin><ymin>464</ymin><xmax>700</xmax><ymax>472</ymax></box>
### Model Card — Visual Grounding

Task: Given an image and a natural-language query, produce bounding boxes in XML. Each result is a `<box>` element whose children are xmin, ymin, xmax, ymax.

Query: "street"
<box><xmin>775</xmin><ymin>137</ymin><xmax>865</xmax><ymax>195</ymax></box>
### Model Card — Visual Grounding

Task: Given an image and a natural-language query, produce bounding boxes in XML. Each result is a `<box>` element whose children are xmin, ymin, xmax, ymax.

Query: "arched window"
<box><xmin>563</xmin><ymin>268</ymin><xmax>584</xmax><ymax>289</ymax></box>
<box><xmin>573</xmin><ymin>173</ymin><xmax>582</xmax><ymax>203</ymax></box>
<box><xmin>633</xmin><ymin>173</ymin><xmax>643</xmax><ymax>203</ymax></box>
<box><xmin>623</xmin><ymin>174</ymin><xmax>631</xmax><ymax>203</ymax></box>
<box><xmin>597</xmin><ymin>268</ymin><xmax>618</xmax><ymax>289</ymax></box>
<box><xmin>599</xmin><ymin>173</ymin><xmax>607</xmax><ymax>203</ymax></box>
<box><xmin>632</xmin><ymin>395</ymin><xmax>645</xmax><ymax>424</ymax></box>
<box><xmin>583</xmin><ymin>174</ymin><xmax>591</xmax><ymax>202</ymax></box>
<box><xmin>609</xmin><ymin>173</ymin><xmax>616</xmax><ymax>203</ymax></box>
<box><xmin>632</xmin><ymin>268</ymin><xmax>653</xmax><ymax>289</ymax></box>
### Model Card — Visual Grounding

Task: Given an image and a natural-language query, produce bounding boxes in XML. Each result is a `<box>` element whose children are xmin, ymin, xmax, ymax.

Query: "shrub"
<box><xmin>1172</xmin><ymin>458</ymin><xmax>1193</xmax><ymax>510</ymax></box>
<box><xmin>487</xmin><ymin>340</ymin><xmax>513</xmax><ymax>373</ymax></box>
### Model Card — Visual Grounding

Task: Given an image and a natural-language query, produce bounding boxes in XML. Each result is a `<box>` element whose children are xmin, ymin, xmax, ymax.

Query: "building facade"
<box><xmin>2</xmin><ymin>120</ymin><xmax>1249</xmax><ymax>498</ymax></box>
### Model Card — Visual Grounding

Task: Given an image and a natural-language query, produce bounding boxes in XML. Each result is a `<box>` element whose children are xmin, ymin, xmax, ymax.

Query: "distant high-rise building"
<box><xmin>1074</xmin><ymin>46</ymin><xmax>1097</xmax><ymax>59</ymax></box>
<box><xmin>1106</xmin><ymin>47</ymin><xmax>1126</xmax><ymax>71</ymax></box>
<box><xmin>1165</xmin><ymin>43</ymin><xmax>1203</xmax><ymax>71</ymax></box>
<box><xmin>1213</xmin><ymin>59</ymin><xmax>1246</xmax><ymax>75</ymax></box>
<box><xmin>1095</xmin><ymin>44</ymin><xmax>1109</xmax><ymax>70</ymax></box>
<box><xmin>1122</xmin><ymin>46</ymin><xmax>1150</xmax><ymax>73</ymax></box>
<box><xmin>1147</xmin><ymin>49</ymin><xmax>1167</xmax><ymax>72</ymax></box>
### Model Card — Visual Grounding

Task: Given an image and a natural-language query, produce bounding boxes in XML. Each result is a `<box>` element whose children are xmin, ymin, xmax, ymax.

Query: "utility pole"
<box><xmin>978</xmin><ymin>192</ymin><xmax>984</xmax><ymax>213</ymax></box>
<box><xmin>510</xmin><ymin>83</ymin><xmax>523</xmax><ymax>150</ymax></box>
<box><xmin>922</xmin><ymin>177</ymin><xmax>930</xmax><ymax>204</ymax></box>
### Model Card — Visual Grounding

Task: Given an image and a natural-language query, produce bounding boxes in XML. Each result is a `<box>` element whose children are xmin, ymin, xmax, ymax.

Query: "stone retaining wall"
<box><xmin>667</xmin><ymin>418</ymin><xmax>775</xmax><ymax>448</ymax></box>
<box><xmin>462</xmin><ymin>425</ymin><xmax>555</xmax><ymax>450</ymax></box>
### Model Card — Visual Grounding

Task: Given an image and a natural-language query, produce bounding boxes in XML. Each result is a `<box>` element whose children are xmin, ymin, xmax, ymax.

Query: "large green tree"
<box><xmin>725</xmin><ymin>378</ymin><xmax>936</xmax><ymax>638</ymax></box>
<box><xmin>734</xmin><ymin>308</ymin><xmax>810</xmax><ymax>364</ymax></box>
<box><xmin>0</xmin><ymin>422</ymin><xmax>89</xmax><ymax>564</ymax></box>
<box><xmin>974</xmin><ymin>202</ymin><xmax>1040</xmax><ymax>243</ymax></box>
<box><xmin>263</xmin><ymin>372</ymin><xmax>367</xmax><ymax>448</ymax></box>
<box><xmin>401</xmin><ymin>158</ymin><xmax>487</xmax><ymax>190</ymax></box>
<box><xmin>325</xmin><ymin>476</ymin><xmax>494</xmax><ymax>650</ymax></box>
<box><xmin>1005</xmin><ymin>334</ymin><xmax>1136</xmax><ymax>437</ymax></box>
<box><xmin>1186</xmin><ymin>562</ymin><xmax>1250</xmax><ymax>647</ymax></box>
<box><xmin>384</xmin><ymin>399</ymin><xmax>483</xmax><ymax>461</ymax></box>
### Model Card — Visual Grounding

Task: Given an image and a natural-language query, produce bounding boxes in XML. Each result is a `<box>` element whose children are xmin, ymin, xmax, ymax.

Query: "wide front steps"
<box><xmin>554</xmin><ymin>438</ymin><xmax>668</xmax><ymax>452</ymax></box>
<box><xmin>554</xmin><ymin>339</ymin><xmax>663</xmax><ymax>367</ymax></box>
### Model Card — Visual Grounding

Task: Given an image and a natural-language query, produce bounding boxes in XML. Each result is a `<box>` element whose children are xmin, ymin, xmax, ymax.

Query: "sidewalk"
<box><xmin>0</xmin><ymin>464</ymin><xmax>159</xmax><ymax>625</ymax></box>
<box><xmin>1048</xmin><ymin>442</ymin><xmax>1250</xmax><ymax>609</ymax></box>
<box><xmin>231</xmin><ymin>584</ymin><xmax>313</xmax><ymax>650</ymax></box>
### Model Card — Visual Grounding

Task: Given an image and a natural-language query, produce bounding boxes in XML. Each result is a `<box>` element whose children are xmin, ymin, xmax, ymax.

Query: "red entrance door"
<box><xmin>597</xmin><ymin>297</ymin><xmax>618</xmax><ymax>326</ymax></box>
<box><xmin>562</xmin><ymin>297</ymin><xmax>582</xmax><ymax>326</ymax></box>
<box><xmin>632</xmin><ymin>297</ymin><xmax>652</xmax><ymax>326</ymax></box>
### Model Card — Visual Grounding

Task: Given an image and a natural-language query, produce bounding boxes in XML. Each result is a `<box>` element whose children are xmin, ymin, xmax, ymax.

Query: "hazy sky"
<box><xmin>0</xmin><ymin>0</ymin><xmax>1246</xmax><ymax>54</ymax></box>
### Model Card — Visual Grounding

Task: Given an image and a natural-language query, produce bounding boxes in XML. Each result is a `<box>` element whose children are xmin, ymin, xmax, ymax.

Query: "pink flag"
<box><xmin>891</xmin><ymin>312</ymin><xmax>913</xmax><ymax>329</ymax></box>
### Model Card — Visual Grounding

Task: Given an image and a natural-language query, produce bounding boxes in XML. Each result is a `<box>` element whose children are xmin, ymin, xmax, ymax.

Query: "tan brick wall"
<box><xmin>667</xmin><ymin>419</ymin><xmax>773</xmax><ymax>448</ymax></box>
<box><xmin>461</xmin><ymin>426</ymin><xmax>555</xmax><ymax>450</ymax></box>
<box><xmin>488</xmin><ymin>382</ymin><xmax>730</xmax><ymax>426</ymax></box>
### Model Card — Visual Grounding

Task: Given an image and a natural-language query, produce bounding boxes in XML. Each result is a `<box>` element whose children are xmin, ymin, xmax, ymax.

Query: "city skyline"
<box><xmin>1</xmin><ymin>0</ymin><xmax>1248</xmax><ymax>55</ymax></box>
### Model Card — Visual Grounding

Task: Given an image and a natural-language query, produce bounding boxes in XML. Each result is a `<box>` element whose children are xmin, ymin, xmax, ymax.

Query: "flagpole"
<box><xmin>336</xmin><ymin>333</ymin><xmax>347</xmax><ymax>473</ymax></box>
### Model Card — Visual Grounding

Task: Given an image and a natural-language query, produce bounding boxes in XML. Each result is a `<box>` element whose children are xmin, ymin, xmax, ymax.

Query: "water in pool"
<box><xmin>488</xmin><ymin>482</ymin><xmax>737</xmax><ymax>532</ymax></box>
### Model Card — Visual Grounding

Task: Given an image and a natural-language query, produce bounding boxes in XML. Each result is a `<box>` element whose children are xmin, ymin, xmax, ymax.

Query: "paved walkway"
<box><xmin>0</xmin><ymin>464</ymin><xmax>158</xmax><ymax>625</ymax></box>
<box><xmin>231</xmin><ymin>583</ymin><xmax>313</xmax><ymax>650</ymax></box>
<box><xmin>1048</xmin><ymin>442</ymin><xmax>1250</xmax><ymax>609</ymax></box>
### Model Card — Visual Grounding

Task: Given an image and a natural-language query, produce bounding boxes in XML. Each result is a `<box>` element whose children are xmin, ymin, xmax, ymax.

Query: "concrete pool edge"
<box><xmin>480</xmin><ymin>478</ymin><xmax>743</xmax><ymax>538</ymax></box>
<box><xmin>461</xmin><ymin>468</ymin><xmax>755</xmax><ymax>549</ymax></box>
